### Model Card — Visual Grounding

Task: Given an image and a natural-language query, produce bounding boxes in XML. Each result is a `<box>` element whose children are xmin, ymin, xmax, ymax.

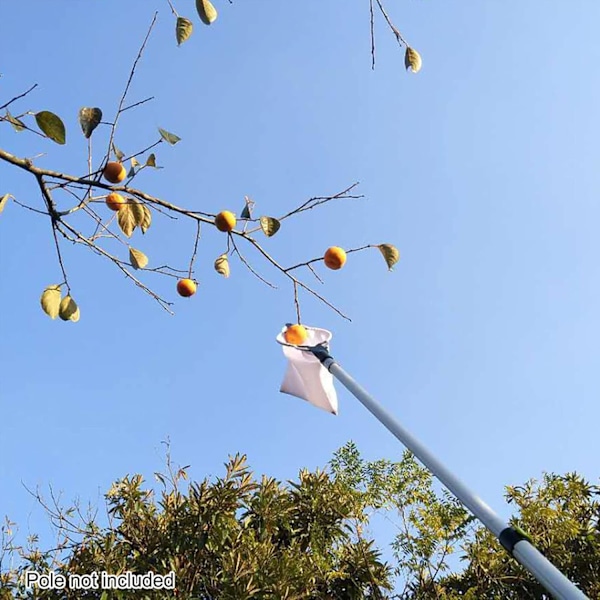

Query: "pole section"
<box><xmin>309</xmin><ymin>347</ymin><xmax>588</xmax><ymax>600</ymax></box>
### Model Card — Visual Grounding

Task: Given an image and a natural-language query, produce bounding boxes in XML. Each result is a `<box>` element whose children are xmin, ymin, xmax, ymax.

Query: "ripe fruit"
<box><xmin>284</xmin><ymin>324</ymin><xmax>308</xmax><ymax>346</ymax></box>
<box><xmin>324</xmin><ymin>246</ymin><xmax>347</xmax><ymax>270</ymax></box>
<box><xmin>215</xmin><ymin>211</ymin><xmax>236</xmax><ymax>233</ymax></box>
<box><xmin>105</xmin><ymin>192</ymin><xmax>126</xmax><ymax>211</ymax></box>
<box><xmin>103</xmin><ymin>161</ymin><xmax>127</xmax><ymax>184</ymax></box>
<box><xmin>177</xmin><ymin>278</ymin><xmax>197</xmax><ymax>297</ymax></box>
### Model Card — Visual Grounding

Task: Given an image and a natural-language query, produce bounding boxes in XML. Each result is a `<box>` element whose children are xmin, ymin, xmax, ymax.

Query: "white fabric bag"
<box><xmin>277</xmin><ymin>326</ymin><xmax>338</xmax><ymax>415</ymax></box>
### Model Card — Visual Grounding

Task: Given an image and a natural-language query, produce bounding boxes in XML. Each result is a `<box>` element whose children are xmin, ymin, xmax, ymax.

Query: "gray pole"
<box><xmin>309</xmin><ymin>346</ymin><xmax>589</xmax><ymax>600</ymax></box>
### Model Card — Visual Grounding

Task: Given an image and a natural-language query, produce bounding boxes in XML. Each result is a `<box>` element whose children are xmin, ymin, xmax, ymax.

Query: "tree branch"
<box><xmin>0</xmin><ymin>83</ymin><xmax>38</xmax><ymax>110</ymax></box>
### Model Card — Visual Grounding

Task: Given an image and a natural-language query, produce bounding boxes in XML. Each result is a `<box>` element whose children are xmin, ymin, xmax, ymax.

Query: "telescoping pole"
<box><xmin>309</xmin><ymin>346</ymin><xmax>589</xmax><ymax>600</ymax></box>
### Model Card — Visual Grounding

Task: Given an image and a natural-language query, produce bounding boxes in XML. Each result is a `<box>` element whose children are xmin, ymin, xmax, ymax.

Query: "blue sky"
<box><xmin>1</xmin><ymin>0</ymin><xmax>600</xmax><ymax>573</ymax></box>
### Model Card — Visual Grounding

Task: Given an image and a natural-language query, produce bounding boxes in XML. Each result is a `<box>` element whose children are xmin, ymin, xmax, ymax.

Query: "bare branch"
<box><xmin>230</xmin><ymin>235</ymin><xmax>277</xmax><ymax>289</ymax></box>
<box><xmin>11</xmin><ymin>197</ymin><xmax>48</xmax><ymax>216</ymax></box>
<box><xmin>293</xmin><ymin>281</ymin><xmax>301</xmax><ymax>324</ymax></box>
<box><xmin>0</xmin><ymin>83</ymin><xmax>38</xmax><ymax>110</ymax></box>
<box><xmin>58</xmin><ymin>221</ymin><xmax>174</xmax><ymax>314</ymax></box>
<box><xmin>34</xmin><ymin>174</ymin><xmax>70</xmax><ymax>292</ymax></box>
<box><xmin>307</xmin><ymin>263</ymin><xmax>324</xmax><ymax>284</ymax></box>
<box><xmin>103</xmin><ymin>12</ymin><xmax>159</xmax><ymax>169</ymax></box>
<box><xmin>285</xmin><ymin>244</ymin><xmax>373</xmax><ymax>273</ymax></box>
<box><xmin>188</xmin><ymin>221</ymin><xmax>201</xmax><ymax>278</ymax></box>
<box><xmin>279</xmin><ymin>181</ymin><xmax>363</xmax><ymax>221</ymax></box>
<box><xmin>370</xmin><ymin>0</ymin><xmax>376</xmax><ymax>70</ymax></box>
<box><xmin>374</xmin><ymin>0</ymin><xmax>409</xmax><ymax>48</ymax></box>
<box><xmin>236</xmin><ymin>232</ymin><xmax>351</xmax><ymax>321</ymax></box>
<box><xmin>166</xmin><ymin>0</ymin><xmax>178</xmax><ymax>17</ymax></box>
<box><xmin>121</xmin><ymin>96</ymin><xmax>155</xmax><ymax>113</ymax></box>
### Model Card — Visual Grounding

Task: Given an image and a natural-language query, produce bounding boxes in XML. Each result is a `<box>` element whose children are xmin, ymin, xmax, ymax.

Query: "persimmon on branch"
<box><xmin>0</xmin><ymin>2</ymin><xmax>413</xmax><ymax>324</ymax></box>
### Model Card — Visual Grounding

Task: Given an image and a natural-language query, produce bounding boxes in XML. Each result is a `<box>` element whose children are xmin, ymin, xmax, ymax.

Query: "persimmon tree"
<box><xmin>0</xmin><ymin>1</ymin><xmax>422</xmax><ymax>324</ymax></box>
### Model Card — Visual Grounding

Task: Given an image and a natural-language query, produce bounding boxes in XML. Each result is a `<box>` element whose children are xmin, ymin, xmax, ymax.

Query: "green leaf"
<box><xmin>112</xmin><ymin>143</ymin><xmax>125</xmax><ymax>161</ymax></box>
<box><xmin>176</xmin><ymin>16</ymin><xmax>194</xmax><ymax>45</ymax></box>
<box><xmin>404</xmin><ymin>47</ymin><xmax>422</xmax><ymax>73</ymax></box>
<box><xmin>129</xmin><ymin>247</ymin><xmax>149</xmax><ymax>270</ymax></box>
<box><xmin>5</xmin><ymin>110</ymin><xmax>25</xmax><ymax>132</ymax></box>
<box><xmin>100</xmin><ymin>592</ymin><xmax>108</xmax><ymax>600</ymax></box>
<box><xmin>214</xmin><ymin>254</ymin><xmax>230</xmax><ymax>278</ymax></box>
<box><xmin>40</xmin><ymin>284</ymin><xmax>62</xmax><ymax>319</ymax></box>
<box><xmin>0</xmin><ymin>193</ymin><xmax>12</xmax><ymax>214</ymax></box>
<box><xmin>146</xmin><ymin>153</ymin><xmax>157</xmax><ymax>167</ymax></box>
<box><xmin>117</xmin><ymin>204</ymin><xmax>136</xmax><ymax>238</ymax></box>
<box><xmin>158</xmin><ymin>127</ymin><xmax>181</xmax><ymax>145</ymax></box>
<box><xmin>59</xmin><ymin>295</ymin><xmax>80</xmax><ymax>322</ymax></box>
<box><xmin>140</xmin><ymin>205</ymin><xmax>152</xmax><ymax>234</ymax></box>
<box><xmin>260</xmin><ymin>216</ymin><xmax>281</xmax><ymax>237</ymax></box>
<box><xmin>377</xmin><ymin>244</ymin><xmax>400</xmax><ymax>270</ymax></box>
<box><xmin>35</xmin><ymin>111</ymin><xmax>66</xmax><ymax>144</ymax></box>
<box><xmin>196</xmin><ymin>0</ymin><xmax>218</xmax><ymax>25</ymax></box>
<box><xmin>78</xmin><ymin>107</ymin><xmax>102</xmax><ymax>138</ymax></box>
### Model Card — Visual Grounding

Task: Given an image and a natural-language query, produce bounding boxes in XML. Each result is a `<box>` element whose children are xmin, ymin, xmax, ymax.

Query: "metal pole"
<box><xmin>310</xmin><ymin>347</ymin><xmax>589</xmax><ymax>600</ymax></box>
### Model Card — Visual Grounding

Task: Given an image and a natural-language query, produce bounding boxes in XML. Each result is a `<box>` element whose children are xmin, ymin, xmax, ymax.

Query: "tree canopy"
<box><xmin>1</xmin><ymin>443</ymin><xmax>598</xmax><ymax>599</ymax></box>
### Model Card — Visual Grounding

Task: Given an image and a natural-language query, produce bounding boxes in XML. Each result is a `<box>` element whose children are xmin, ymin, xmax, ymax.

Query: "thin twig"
<box><xmin>237</xmin><ymin>231</ymin><xmax>351</xmax><ymax>321</ymax></box>
<box><xmin>0</xmin><ymin>115</ymin><xmax>46</xmax><ymax>138</ymax></box>
<box><xmin>103</xmin><ymin>12</ymin><xmax>158</xmax><ymax>170</ymax></box>
<box><xmin>279</xmin><ymin>182</ymin><xmax>363</xmax><ymax>221</ymax></box>
<box><xmin>293</xmin><ymin>281</ymin><xmax>301</xmax><ymax>324</ymax></box>
<box><xmin>307</xmin><ymin>263</ymin><xmax>324</xmax><ymax>284</ymax></box>
<box><xmin>58</xmin><ymin>221</ymin><xmax>174</xmax><ymax>314</ymax></box>
<box><xmin>121</xmin><ymin>96</ymin><xmax>155</xmax><ymax>113</ymax></box>
<box><xmin>244</xmin><ymin>182</ymin><xmax>363</xmax><ymax>235</ymax></box>
<box><xmin>11</xmin><ymin>197</ymin><xmax>47</xmax><ymax>215</ymax></box>
<box><xmin>0</xmin><ymin>83</ymin><xmax>38</xmax><ymax>110</ymax></box>
<box><xmin>230</xmin><ymin>235</ymin><xmax>277</xmax><ymax>289</ymax></box>
<box><xmin>374</xmin><ymin>0</ymin><xmax>409</xmax><ymax>47</ymax></box>
<box><xmin>166</xmin><ymin>0</ymin><xmax>178</xmax><ymax>16</ymax></box>
<box><xmin>188</xmin><ymin>221</ymin><xmax>201</xmax><ymax>278</ymax></box>
<box><xmin>370</xmin><ymin>0</ymin><xmax>376</xmax><ymax>70</ymax></box>
<box><xmin>34</xmin><ymin>174</ymin><xmax>70</xmax><ymax>292</ymax></box>
<box><xmin>285</xmin><ymin>244</ymin><xmax>373</xmax><ymax>272</ymax></box>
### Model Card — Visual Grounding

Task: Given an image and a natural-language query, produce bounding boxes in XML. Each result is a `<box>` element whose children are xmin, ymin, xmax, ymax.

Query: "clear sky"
<box><xmin>1</xmin><ymin>0</ymin><xmax>600</xmax><ymax>568</ymax></box>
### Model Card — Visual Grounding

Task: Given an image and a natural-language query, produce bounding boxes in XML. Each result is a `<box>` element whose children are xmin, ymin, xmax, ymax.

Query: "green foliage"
<box><xmin>1</xmin><ymin>445</ymin><xmax>598</xmax><ymax>599</ymax></box>
<box><xmin>330</xmin><ymin>441</ymin><xmax>473</xmax><ymax>598</ymax></box>
<box><xmin>438</xmin><ymin>472</ymin><xmax>600</xmax><ymax>599</ymax></box>
<box><xmin>1</xmin><ymin>452</ymin><xmax>392</xmax><ymax>599</ymax></box>
<box><xmin>35</xmin><ymin>111</ymin><xmax>66</xmax><ymax>145</ymax></box>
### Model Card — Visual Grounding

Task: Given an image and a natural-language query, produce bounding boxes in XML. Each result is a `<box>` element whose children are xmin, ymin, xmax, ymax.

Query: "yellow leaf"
<box><xmin>40</xmin><ymin>285</ymin><xmax>62</xmax><ymax>319</ymax></box>
<box><xmin>140</xmin><ymin>205</ymin><xmax>152</xmax><ymax>234</ymax></box>
<box><xmin>117</xmin><ymin>203</ymin><xmax>136</xmax><ymax>238</ymax></box>
<box><xmin>129</xmin><ymin>247</ymin><xmax>149</xmax><ymax>270</ymax></box>
<box><xmin>378</xmin><ymin>244</ymin><xmax>400</xmax><ymax>270</ymax></box>
<box><xmin>59</xmin><ymin>295</ymin><xmax>79</xmax><ymax>322</ymax></box>
<box><xmin>176</xmin><ymin>16</ymin><xmax>194</xmax><ymax>45</ymax></box>
<box><xmin>214</xmin><ymin>254</ymin><xmax>230</xmax><ymax>278</ymax></box>
<box><xmin>196</xmin><ymin>0</ymin><xmax>217</xmax><ymax>25</ymax></box>
<box><xmin>404</xmin><ymin>47</ymin><xmax>422</xmax><ymax>73</ymax></box>
<box><xmin>0</xmin><ymin>194</ymin><xmax>12</xmax><ymax>214</ymax></box>
<box><xmin>259</xmin><ymin>216</ymin><xmax>281</xmax><ymax>237</ymax></box>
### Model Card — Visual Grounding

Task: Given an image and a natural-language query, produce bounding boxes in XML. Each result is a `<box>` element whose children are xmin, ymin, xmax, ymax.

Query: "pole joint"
<box><xmin>499</xmin><ymin>526</ymin><xmax>534</xmax><ymax>556</ymax></box>
<box><xmin>308</xmin><ymin>343</ymin><xmax>335</xmax><ymax>369</ymax></box>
